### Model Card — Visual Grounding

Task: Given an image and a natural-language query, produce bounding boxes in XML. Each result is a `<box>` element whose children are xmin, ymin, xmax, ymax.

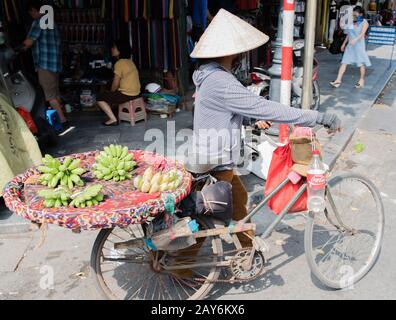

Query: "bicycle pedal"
<box><xmin>253</xmin><ymin>236</ymin><xmax>270</xmax><ymax>254</ymax></box>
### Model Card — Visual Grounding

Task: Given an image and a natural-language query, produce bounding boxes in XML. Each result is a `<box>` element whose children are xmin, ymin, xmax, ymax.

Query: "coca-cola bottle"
<box><xmin>307</xmin><ymin>150</ymin><xmax>326</xmax><ymax>213</ymax></box>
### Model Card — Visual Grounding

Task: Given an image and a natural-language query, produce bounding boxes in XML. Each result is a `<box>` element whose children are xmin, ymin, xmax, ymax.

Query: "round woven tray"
<box><xmin>3</xmin><ymin>150</ymin><xmax>192</xmax><ymax>232</ymax></box>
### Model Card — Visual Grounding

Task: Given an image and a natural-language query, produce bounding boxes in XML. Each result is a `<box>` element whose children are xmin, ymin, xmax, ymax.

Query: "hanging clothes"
<box><xmin>235</xmin><ymin>0</ymin><xmax>258</xmax><ymax>10</ymax></box>
<box><xmin>192</xmin><ymin>0</ymin><xmax>208</xmax><ymax>31</ymax></box>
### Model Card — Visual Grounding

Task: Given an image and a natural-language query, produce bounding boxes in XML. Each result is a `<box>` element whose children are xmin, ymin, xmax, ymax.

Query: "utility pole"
<box><xmin>268</xmin><ymin>2</ymin><xmax>284</xmax><ymax>103</ymax></box>
<box><xmin>280</xmin><ymin>0</ymin><xmax>295</xmax><ymax>107</ymax></box>
<box><xmin>279</xmin><ymin>0</ymin><xmax>296</xmax><ymax>144</ymax></box>
<box><xmin>266</xmin><ymin>2</ymin><xmax>284</xmax><ymax>137</ymax></box>
<box><xmin>301</xmin><ymin>0</ymin><xmax>318</xmax><ymax>110</ymax></box>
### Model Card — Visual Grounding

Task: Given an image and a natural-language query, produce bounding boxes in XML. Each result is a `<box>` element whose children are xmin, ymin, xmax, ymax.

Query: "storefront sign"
<box><xmin>368</xmin><ymin>26</ymin><xmax>396</xmax><ymax>46</ymax></box>
<box><xmin>368</xmin><ymin>26</ymin><xmax>396</xmax><ymax>69</ymax></box>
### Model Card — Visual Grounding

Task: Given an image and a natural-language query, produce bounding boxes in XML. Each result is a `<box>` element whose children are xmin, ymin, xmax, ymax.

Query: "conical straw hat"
<box><xmin>191</xmin><ymin>9</ymin><xmax>269</xmax><ymax>59</ymax></box>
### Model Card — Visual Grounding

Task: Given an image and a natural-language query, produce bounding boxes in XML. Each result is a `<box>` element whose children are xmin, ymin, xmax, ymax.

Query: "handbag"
<box><xmin>17</xmin><ymin>107</ymin><xmax>38</xmax><ymax>135</ymax></box>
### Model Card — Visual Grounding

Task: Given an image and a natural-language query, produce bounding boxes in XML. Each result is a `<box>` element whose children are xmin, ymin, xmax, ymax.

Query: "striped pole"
<box><xmin>279</xmin><ymin>0</ymin><xmax>296</xmax><ymax>143</ymax></box>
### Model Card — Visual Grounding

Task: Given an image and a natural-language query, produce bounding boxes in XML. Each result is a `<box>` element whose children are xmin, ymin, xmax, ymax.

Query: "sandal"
<box><xmin>355</xmin><ymin>82</ymin><xmax>364</xmax><ymax>89</ymax></box>
<box><xmin>330</xmin><ymin>81</ymin><xmax>342</xmax><ymax>88</ymax></box>
<box><xmin>102</xmin><ymin>120</ymin><xmax>119</xmax><ymax>127</ymax></box>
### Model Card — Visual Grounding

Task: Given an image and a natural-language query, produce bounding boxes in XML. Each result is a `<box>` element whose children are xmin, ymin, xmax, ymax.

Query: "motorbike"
<box><xmin>0</xmin><ymin>45</ymin><xmax>58</xmax><ymax>151</ymax></box>
<box><xmin>247</xmin><ymin>40</ymin><xmax>320</xmax><ymax>111</ymax></box>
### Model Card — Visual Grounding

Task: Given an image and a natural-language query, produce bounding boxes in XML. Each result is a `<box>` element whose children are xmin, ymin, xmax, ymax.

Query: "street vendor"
<box><xmin>190</xmin><ymin>9</ymin><xmax>341</xmax><ymax>247</ymax></box>
<box><xmin>96</xmin><ymin>40</ymin><xmax>141</xmax><ymax>126</ymax></box>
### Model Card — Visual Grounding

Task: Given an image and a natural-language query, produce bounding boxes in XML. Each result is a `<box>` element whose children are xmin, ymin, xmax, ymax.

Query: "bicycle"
<box><xmin>91</xmin><ymin>139</ymin><xmax>385</xmax><ymax>300</ymax></box>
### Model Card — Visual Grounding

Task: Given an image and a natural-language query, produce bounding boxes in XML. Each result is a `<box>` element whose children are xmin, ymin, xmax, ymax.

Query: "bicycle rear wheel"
<box><xmin>91</xmin><ymin>216</ymin><xmax>222</xmax><ymax>300</ymax></box>
<box><xmin>305</xmin><ymin>173</ymin><xmax>384</xmax><ymax>289</ymax></box>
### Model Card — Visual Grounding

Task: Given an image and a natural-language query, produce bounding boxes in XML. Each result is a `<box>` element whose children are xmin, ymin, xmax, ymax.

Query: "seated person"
<box><xmin>97</xmin><ymin>40</ymin><xmax>141</xmax><ymax>126</ymax></box>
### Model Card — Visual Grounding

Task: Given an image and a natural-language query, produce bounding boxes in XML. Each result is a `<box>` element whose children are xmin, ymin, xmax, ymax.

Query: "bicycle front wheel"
<box><xmin>305</xmin><ymin>173</ymin><xmax>385</xmax><ymax>289</ymax></box>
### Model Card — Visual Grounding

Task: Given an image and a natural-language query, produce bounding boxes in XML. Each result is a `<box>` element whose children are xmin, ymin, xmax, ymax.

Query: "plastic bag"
<box><xmin>17</xmin><ymin>107</ymin><xmax>38</xmax><ymax>134</ymax></box>
<box><xmin>264</xmin><ymin>143</ymin><xmax>307</xmax><ymax>215</ymax></box>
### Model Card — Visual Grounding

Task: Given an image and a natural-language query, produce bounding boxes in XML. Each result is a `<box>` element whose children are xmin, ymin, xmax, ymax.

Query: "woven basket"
<box><xmin>290</xmin><ymin>135</ymin><xmax>322</xmax><ymax>166</ymax></box>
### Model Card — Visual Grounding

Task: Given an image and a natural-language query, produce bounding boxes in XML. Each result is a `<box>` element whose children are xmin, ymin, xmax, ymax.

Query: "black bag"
<box><xmin>179</xmin><ymin>181</ymin><xmax>233</xmax><ymax>225</ymax></box>
<box><xmin>329</xmin><ymin>30</ymin><xmax>346</xmax><ymax>55</ymax></box>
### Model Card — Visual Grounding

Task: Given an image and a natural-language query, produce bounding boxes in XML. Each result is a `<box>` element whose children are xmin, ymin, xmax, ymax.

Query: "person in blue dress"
<box><xmin>330</xmin><ymin>6</ymin><xmax>371</xmax><ymax>89</ymax></box>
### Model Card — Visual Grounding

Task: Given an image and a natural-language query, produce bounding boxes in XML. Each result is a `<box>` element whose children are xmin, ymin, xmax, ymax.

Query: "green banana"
<box><xmin>69</xmin><ymin>185</ymin><xmax>104</xmax><ymax>208</ymax></box>
<box><xmin>63</xmin><ymin>157</ymin><xmax>73</xmax><ymax>168</ymax></box>
<box><xmin>39</xmin><ymin>155</ymin><xmax>85</xmax><ymax>190</ymax></box>
<box><xmin>93</xmin><ymin>145</ymin><xmax>136</xmax><ymax>182</ymax></box>
<box><xmin>68</xmin><ymin>159</ymin><xmax>81</xmax><ymax>171</ymax></box>
<box><xmin>39</xmin><ymin>187</ymin><xmax>72</xmax><ymax>208</ymax></box>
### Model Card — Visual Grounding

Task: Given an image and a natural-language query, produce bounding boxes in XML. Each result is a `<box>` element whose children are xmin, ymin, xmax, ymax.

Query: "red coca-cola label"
<box><xmin>307</xmin><ymin>173</ymin><xmax>326</xmax><ymax>190</ymax></box>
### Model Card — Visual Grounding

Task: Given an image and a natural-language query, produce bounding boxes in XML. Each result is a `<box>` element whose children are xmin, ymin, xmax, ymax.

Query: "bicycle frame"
<box><xmin>159</xmin><ymin>177</ymin><xmax>308</xmax><ymax>272</ymax></box>
<box><xmin>110</xmin><ymin>172</ymin><xmax>362</xmax><ymax>280</ymax></box>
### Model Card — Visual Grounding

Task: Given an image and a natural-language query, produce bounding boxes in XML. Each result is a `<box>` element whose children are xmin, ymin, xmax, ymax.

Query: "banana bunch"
<box><xmin>38</xmin><ymin>155</ymin><xmax>85</xmax><ymax>189</ymax></box>
<box><xmin>134</xmin><ymin>168</ymin><xmax>182</xmax><ymax>194</ymax></box>
<box><xmin>39</xmin><ymin>186</ymin><xmax>72</xmax><ymax>208</ymax></box>
<box><xmin>69</xmin><ymin>185</ymin><xmax>105</xmax><ymax>208</ymax></box>
<box><xmin>93</xmin><ymin>145</ymin><xmax>137</xmax><ymax>182</ymax></box>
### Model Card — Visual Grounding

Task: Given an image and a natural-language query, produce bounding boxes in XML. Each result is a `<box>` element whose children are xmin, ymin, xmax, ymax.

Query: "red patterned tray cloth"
<box><xmin>3</xmin><ymin>150</ymin><xmax>192</xmax><ymax>232</ymax></box>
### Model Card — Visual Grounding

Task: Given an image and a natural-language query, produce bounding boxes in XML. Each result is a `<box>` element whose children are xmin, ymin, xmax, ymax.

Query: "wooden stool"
<box><xmin>118</xmin><ymin>97</ymin><xmax>147</xmax><ymax>126</ymax></box>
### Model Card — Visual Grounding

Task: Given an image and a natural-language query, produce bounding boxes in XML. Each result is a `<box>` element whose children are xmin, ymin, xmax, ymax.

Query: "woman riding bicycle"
<box><xmin>189</xmin><ymin>9</ymin><xmax>341</xmax><ymax>247</ymax></box>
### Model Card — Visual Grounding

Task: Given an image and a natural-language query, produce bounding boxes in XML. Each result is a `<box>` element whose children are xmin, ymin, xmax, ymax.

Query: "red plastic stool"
<box><xmin>118</xmin><ymin>97</ymin><xmax>147</xmax><ymax>126</ymax></box>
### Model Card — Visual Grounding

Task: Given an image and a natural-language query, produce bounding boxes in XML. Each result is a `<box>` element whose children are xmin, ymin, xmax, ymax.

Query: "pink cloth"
<box><xmin>292</xmin><ymin>127</ymin><xmax>313</xmax><ymax>138</ymax></box>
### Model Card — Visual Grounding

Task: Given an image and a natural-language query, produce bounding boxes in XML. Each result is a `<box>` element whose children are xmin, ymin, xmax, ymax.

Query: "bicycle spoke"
<box><xmin>94</xmin><ymin>213</ymin><xmax>221</xmax><ymax>300</ymax></box>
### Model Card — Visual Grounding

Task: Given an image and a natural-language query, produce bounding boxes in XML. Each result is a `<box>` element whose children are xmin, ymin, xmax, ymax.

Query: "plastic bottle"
<box><xmin>307</xmin><ymin>150</ymin><xmax>326</xmax><ymax>213</ymax></box>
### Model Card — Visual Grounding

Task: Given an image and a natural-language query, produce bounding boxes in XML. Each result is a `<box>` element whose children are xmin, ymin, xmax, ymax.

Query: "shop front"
<box><xmin>0</xmin><ymin>0</ymin><xmax>324</xmax><ymax>140</ymax></box>
<box><xmin>0</xmin><ymin>0</ymin><xmax>190</xmax><ymax>124</ymax></box>
<box><xmin>318</xmin><ymin>0</ymin><xmax>396</xmax><ymax>45</ymax></box>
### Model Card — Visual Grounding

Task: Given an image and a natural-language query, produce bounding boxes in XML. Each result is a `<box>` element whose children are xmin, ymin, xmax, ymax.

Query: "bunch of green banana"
<box><xmin>69</xmin><ymin>185</ymin><xmax>105</xmax><ymax>208</ymax></box>
<box><xmin>92</xmin><ymin>145</ymin><xmax>137</xmax><ymax>182</ymax></box>
<box><xmin>39</xmin><ymin>186</ymin><xmax>72</xmax><ymax>208</ymax></box>
<box><xmin>38</xmin><ymin>155</ymin><xmax>85</xmax><ymax>189</ymax></box>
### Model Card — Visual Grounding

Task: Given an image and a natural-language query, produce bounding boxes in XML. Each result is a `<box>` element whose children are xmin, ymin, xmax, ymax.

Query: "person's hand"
<box><xmin>255</xmin><ymin>121</ymin><xmax>273</xmax><ymax>130</ymax></box>
<box><xmin>22</xmin><ymin>39</ymin><xmax>34</xmax><ymax>50</ymax></box>
<box><xmin>316</xmin><ymin>113</ymin><xmax>342</xmax><ymax>133</ymax></box>
<box><xmin>341</xmin><ymin>43</ymin><xmax>346</xmax><ymax>52</ymax></box>
<box><xmin>350</xmin><ymin>38</ymin><xmax>358</xmax><ymax>46</ymax></box>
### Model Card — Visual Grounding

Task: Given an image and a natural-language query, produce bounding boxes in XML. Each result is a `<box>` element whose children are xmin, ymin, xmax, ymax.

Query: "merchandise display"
<box><xmin>92</xmin><ymin>145</ymin><xmax>136</xmax><ymax>182</ymax></box>
<box><xmin>38</xmin><ymin>155</ymin><xmax>85</xmax><ymax>189</ymax></box>
<box><xmin>133</xmin><ymin>168</ymin><xmax>182</xmax><ymax>194</ymax></box>
<box><xmin>68</xmin><ymin>184</ymin><xmax>105</xmax><ymax>208</ymax></box>
<box><xmin>3</xmin><ymin>151</ymin><xmax>192</xmax><ymax>231</ymax></box>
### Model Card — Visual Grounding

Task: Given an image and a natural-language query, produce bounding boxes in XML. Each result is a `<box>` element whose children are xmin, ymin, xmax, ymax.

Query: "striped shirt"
<box><xmin>192</xmin><ymin>63</ymin><xmax>319</xmax><ymax>168</ymax></box>
<box><xmin>27</xmin><ymin>19</ymin><xmax>62</xmax><ymax>73</ymax></box>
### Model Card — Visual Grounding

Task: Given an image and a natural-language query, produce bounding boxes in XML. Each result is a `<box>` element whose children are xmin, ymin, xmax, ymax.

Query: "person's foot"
<box><xmin>102</xmin><ymin>119</ymin><xmax>119</xmax><ymax>126</ymax></box>
<box><xmin>355</xmin><ymin>81</ymin><xmax>365</xmax><ymax>89</ymax></box>
<box><xmin>330</xmin><ymin>81</ymin><xmax>342</xmax><ymax>88</ymax></box>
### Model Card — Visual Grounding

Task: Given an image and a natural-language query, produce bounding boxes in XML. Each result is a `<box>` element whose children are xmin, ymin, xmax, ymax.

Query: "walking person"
<box><xmin>22</xmin><ymin>0</ymin><xmax>68</xmax><ymax>127</ymax></box>
<box><xmin>330</xmin><ymin>6</ymin><xmax>371</xmax><ymax>89</ymax></box>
